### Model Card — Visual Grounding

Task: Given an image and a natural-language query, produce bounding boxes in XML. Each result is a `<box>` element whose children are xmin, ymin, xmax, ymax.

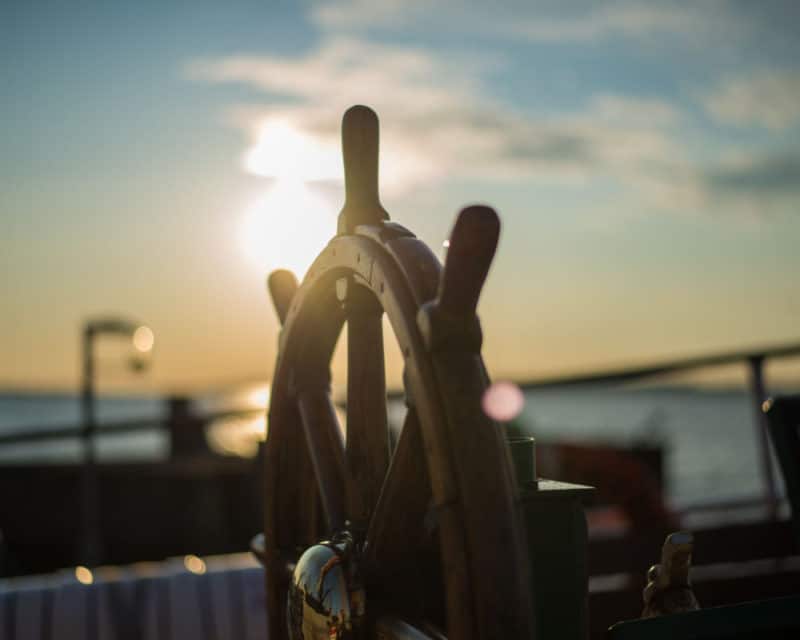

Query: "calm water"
<box><xmin>0</xmin><ymin>392</ymin><xmax>167</xmax><ymax>464</ymax></box>
<box><xmin>0</xmin><ymin>386</ymin><xmax>786</xmax><ymax>508</ymax></box>
<box><xmin>521</xmin><ymin>386</ymin><xmax>777</xmax><ymax>508</ymax></box>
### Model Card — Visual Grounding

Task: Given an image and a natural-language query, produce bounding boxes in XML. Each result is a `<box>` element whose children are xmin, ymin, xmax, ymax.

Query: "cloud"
<box><xmin>311</xmin><ymin>0</ymin><xmax>436</xmax><ymax>30</ymax></box>
<box><xmin>191</xmin><ymin>34</ymin><xmax>799</xmax><ymax>219</ymax></box>
<box><xmin>508</xmin><ymin>2</ymin><xmax>737</xmax><ymax>43</ymax></box>
<box><xmin>707</xmin><ymin>153</ymin><xmax>800</xmax><ymax>195</ymax></box>
<box><xmin>586</xmin><ymin>95</ymin><xmax>680</xmax><ymax>127</ymax></box>
<box><xmin>311</xmin><ymin>0</ymin><xmax>744</xmax><ymax>45</ymax></box>
<box><xmin>637</xmin><ymin>151</ymin><xmax>800</xmax><ymax>218</ymax></box>
<box><xmin>190</xmin><ymin>38</ymin><xmax>684</xmax><ymax>195</ymax></box>
<box><xmin>702</xmin><ymin>70</ymin><xmax>800</xmax><ymax>130</ymax></box>
<box><xmin>701</xmin><ymin>153</ymin><xmax>800</xmax><ymax>218</ymax></box>
<box><xmin>189</xmin><ymin>38</ymin><xmax>492</xmax><ymax>190</ymax></box>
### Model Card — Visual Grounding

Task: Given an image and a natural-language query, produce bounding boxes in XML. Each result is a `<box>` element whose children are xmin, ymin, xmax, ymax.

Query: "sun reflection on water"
<box><xmin>205</xmin><ymin>383</ymin><xmax>269</xmax><ymax>458</ymax></box>
<box><xmin>205</xmin><ymin>382</ymin><xmax>347</xmax><ymax>458</ymax></box>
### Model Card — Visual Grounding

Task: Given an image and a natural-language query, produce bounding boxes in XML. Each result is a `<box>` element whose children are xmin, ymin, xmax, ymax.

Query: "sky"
<box><xmin>2</xmin><ymin>0</ymin><xmax>800</xmax><ymax>393</ymax></box>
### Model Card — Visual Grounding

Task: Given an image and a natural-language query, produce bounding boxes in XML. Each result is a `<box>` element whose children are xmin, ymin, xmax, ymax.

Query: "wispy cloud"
<box><xmin>311</xmin><ymin>0</ymin><xmax>745</xmax><ymax>45</ymax></box>
<box><xmin>639</xmin><ymin>150</ymin><xmax>800</xmax><ymax>218</ymax></box>
<box><xmin>703</xmin><ymin>70</ymin><xmax>800</xmax><ymax>130</ymax></box>
<box><xmin>190</xmin><ymin>38</ymin><xmax>684</xmax><ymax>196</ymax></box>
<box><xmin>189</xmin><ymin>38</ymin><xmax>490</xmax><ymax>191</ymax></box>
<box><xmin>707</xmin><ymin>153</ymin><xmax>800</xmax><ymax>195</ymax></box>
<box><xmin>311</xmin><ymin>0</ymin><xmax>436</xmax><ymax>30</ymax></box>
<box><xmin>700</xmin><ymin>152</ymin><xmax>800</xmax><ymax>216</ymax></box>
<box><xmin>508</xmin><ymin>1</ymin><xmax>741</xmax><ymax>44</ymax></box>
<box><xmin>190</xmin><ymin>11</ymin><xmax>799</xmax><ymax>220</ymax></box>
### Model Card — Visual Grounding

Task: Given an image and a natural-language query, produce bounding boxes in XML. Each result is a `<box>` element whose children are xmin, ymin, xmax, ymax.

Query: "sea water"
<box><xmin>0</xmin><ymin>392</ymin><xmax>167</xmax><ymax>464</ymax></box>
<box><xmin>0</xmin><ymin>386</ymin><xmax>787</xmax><ymax>508</ymax></box>
<box><xmin>521</xmin><ymin>386</ymin><xmax>777</xmax><ymax>507</ymax></box>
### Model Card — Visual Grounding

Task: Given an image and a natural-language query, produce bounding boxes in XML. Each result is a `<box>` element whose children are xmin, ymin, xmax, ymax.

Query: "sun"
<box><xmin>244</xmin><ymin>120</ymin><xmax>340</xmax><ymax>181</ymax></box>
<box><xmin>239</xmin><ymin>120</ymin><xmax>341</xmax><ymax>278</ymax></box>
<box><xmin>240</xmin><ymin>178</ymin><xmax>337</xmax><ymax>278</ymax></box>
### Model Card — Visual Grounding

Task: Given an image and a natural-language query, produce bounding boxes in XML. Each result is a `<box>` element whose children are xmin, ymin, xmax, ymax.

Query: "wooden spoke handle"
<box><xmin>438</xmin><ymin>205</ymin><xmax>500</xmax><ymax>316</ymax></box>
<box><xmin>338</xmin><ymin>105</ymin><xmax>389</xmax><ymax>232</ymax></box>
<box><xmin>268</xmin><ymin>269</ymin><xmax>298</xmax><ymax>325</ymax></box>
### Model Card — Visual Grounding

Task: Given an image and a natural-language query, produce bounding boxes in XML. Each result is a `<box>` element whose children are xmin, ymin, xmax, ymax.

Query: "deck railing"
<box><xmin>1</xmin><ymin>340</ymin><xmax>798</xmax><ymax>568</ymax></box>
<box><xmin>519</xmin><ymin>340</ymin><xmax>800</xmax><ymax>517</ymax></box>
<box><xmin>0</xmin><ymin>407</ymin><xmax>261</xmax><ymax>448</ymax></box>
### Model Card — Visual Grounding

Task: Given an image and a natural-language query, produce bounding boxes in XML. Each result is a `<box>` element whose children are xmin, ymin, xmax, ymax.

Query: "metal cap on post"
<box><xmin>337</xmin><ymin>105</ymin><xmax>389</xmax><ymax>234</ymax></box>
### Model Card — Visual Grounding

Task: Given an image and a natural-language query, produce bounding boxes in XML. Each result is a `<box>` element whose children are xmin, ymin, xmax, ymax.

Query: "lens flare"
<box><xmin>184</xmin><ymin>554</ymin><xmax>207</xmax><ymax>575</ymax></box>
<box><xmin>132</xmin><ymin>326</ymin><xmax>154</xmax><ymax>353</ymax></box>
<box><xmin>75</xmin><ymin>565</ymin><xmax>94</xmax><ymax>585</ymax></box>
<box><xmin>482</xmin><ymin>381</ymin><xmax>525</xmax><ymax>422</ymax></box>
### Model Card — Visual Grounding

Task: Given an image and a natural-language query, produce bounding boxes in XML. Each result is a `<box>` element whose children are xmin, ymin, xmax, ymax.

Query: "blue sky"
<box><xmin>2</xmin><ymin>1</ymin><xmax>799</xmax><ymax>391</ymax></box>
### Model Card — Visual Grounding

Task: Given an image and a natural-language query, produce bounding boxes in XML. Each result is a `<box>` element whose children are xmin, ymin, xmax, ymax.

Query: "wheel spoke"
<box><xmin>297</xmin><ymin>390</ymin><xmax>348</xmax><ymax>532</ymax></box>
<box><xmin>364</xmin><ymin>408</ymin><xmax>432</xmax><ymax>584</ymax></box>
<box><xmin>264</xmin><ymin>269</ymin><xmax>302</xmax><ymax>640</ymax></box>
<box><xmin>413</xmin><ymin>205</ymin><xmax>535</xmax><ymax>638</ymax></box>
<box><xmin>264</xmin><ymin>401</ymin><xmax>307</xmax><ymax>640</ymax></box>
<box><xmin>346</xmin><ymin>287</ymin><xmax>390</xmax><ymax>526</ymax></box>
<box><xmin>296</xmin><ymin>430</ymin><xmax>322</xmax><ymax>547</ymax></box>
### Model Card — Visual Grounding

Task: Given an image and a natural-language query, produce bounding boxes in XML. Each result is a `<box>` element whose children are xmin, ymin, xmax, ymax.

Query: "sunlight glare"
<box><xmin>207</xmin><ymin>414</ymin><xmax>265</xmax><ymax>458</ymax></box>
<box><xmin>240</xmin><ymin>178</ymin><xmax>336</xmax><ymax>278</ymax></box>
<box><xmin>245</xmin><ymin>120</ymin><xmax>340</xmax><ymax>181</ymax></box>
<box><xmin>246</xmin><ymin>384</ymin><xmax>270</xmax><ymax>409</ymax></box>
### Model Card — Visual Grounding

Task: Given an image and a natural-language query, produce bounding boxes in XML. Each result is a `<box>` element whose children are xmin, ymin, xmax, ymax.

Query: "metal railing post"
<box><xmin>80</xmin><ymin>326</ymin><xmax>101</xmax><ymax>566</ymax></box>
<box><xmin>748</xmin><ymin>356</ymin><xmax>778</xmax><ymax>518</ymax></box>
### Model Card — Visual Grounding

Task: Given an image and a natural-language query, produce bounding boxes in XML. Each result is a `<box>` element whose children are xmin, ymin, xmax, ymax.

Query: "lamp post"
<box><xmin>80</xmin><ymin>317</ymin><xmax>153</xmax><ymax>567</ymax></box>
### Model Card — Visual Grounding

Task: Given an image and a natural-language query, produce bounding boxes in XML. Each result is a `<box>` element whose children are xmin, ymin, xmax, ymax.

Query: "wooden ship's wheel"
<box><xmin>261</xmin><ymin>106</ymin><xmax>535</xmax><ymax>639</ymax></box>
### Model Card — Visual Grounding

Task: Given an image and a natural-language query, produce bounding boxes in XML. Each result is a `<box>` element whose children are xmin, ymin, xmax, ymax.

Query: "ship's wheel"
<box><xmin>261</xmin><ymin>106</ymin><xmax>535</xmax><ymax>639</ymax></box>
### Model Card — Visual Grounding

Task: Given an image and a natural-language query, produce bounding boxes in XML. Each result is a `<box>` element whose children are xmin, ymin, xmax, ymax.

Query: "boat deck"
<box><xmin>0</xmin><ymin>553</ymin><xmax>266</xmax><ymax>640</ymax></box>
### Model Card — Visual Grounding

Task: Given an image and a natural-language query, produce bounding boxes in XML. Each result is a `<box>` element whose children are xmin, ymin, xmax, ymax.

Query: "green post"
<box><xmin>507</xmin><ymin>434</ymin><xmax>594</xmax><ymax>640</ymax></box>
